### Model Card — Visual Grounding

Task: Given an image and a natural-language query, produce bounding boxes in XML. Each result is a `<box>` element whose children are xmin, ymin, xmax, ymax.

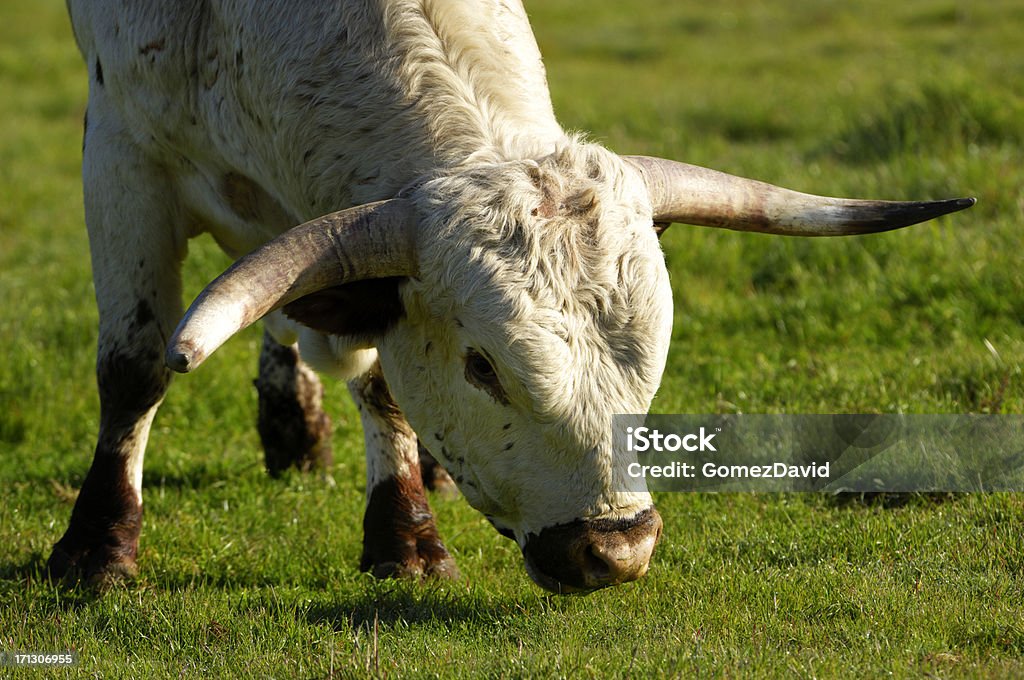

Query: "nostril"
<box><xmin>582</xmin><ymin>540</ymin><xmax>640</xmax><ymax>586</ymax></box>
<box><xmin>582</xmin><ymin>543</ymin><xmax>612</xmax><ymax>583</ymax></box>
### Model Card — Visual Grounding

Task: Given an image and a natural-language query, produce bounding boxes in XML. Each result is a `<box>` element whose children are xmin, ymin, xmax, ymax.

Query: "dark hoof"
<box><xmin>361</xmin><ymin>541</ymin><xmax>461</xmax><ymax>582</ymax></box>
<box><xmin>46</xmin><ymin>542</ymin><xmax>138</xmax><ymax>590</ymax></box>
<box><xmin>361</xmin><ymin>474</ymin><xmax>459</xmax><ymax>583</ymax></box>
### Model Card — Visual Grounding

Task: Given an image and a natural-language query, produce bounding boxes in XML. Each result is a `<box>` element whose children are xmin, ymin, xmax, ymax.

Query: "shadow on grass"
<box><xmin>0</xmin><ymin>553</ymin><xmax>48</xmax><ymax>582</ymax></box>
<box><xmin>12</xmin><ymin>462</ymin><xmax>257</xmax><ymax>493</ymax></box>
<box><xmin>0</xmin><ymin>554</ymin><xmax>105</xmax><ymax>610</ymax></box>
<box><xmin>305</xmin><ymin>583</ymin><xmax>505</xmax><ymax>630</ymax></box>
<box><xmin>141</xmin><ymin>462</ymin><xmax>264</xmax><ymax>491</ymax></box>
<box><xmin>829</xmin><ymin>491</ymin><xmax>962</xmax><ymax>509</ymax></box>
<box><xmin>5</xmin><ymin>554</ymin><xmax>501</xmax><ymax>624</ymax></box>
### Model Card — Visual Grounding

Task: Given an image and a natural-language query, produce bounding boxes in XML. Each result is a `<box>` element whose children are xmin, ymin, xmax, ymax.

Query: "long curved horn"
<box><xmin>625</xmin><ymin>156</ymin><xmax>975</xmax><ymax>236</ymax></box>
<box><xmin>166</xmin><ymin>199</ymin><xmax>418</xmax><ymax>373</ymax></box>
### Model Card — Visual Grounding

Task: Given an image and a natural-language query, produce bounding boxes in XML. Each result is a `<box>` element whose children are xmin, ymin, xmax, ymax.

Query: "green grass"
<box><xmin>2</xmin><ymin>0</ymin><xmax>1022</xmax><ymax>677</ymax></box>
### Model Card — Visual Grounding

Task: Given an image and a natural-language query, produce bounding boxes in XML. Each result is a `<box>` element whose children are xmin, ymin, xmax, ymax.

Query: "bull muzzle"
<box><xmin>522</xmin><ymin>507</ymin><xmax>662</xmax><ymax>593</ymax></box>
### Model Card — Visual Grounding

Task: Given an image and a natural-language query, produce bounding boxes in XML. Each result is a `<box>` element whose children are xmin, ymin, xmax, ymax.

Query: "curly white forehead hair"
<box><xmin>410</xmin><ymin>138</ymin><xmax>672</xmax><ymax>426</ymax></box>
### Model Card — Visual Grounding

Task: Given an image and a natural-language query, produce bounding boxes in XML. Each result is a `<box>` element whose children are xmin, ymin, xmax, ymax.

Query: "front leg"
<box><xmin>349</xmin><ymin>359</ymin><xmax>458</xmax><ymax>580</ymax></box>
<box><xmin>48</xmin><ymin>109</ymin><xmax>184</xmax><ymax>586</ymax></box>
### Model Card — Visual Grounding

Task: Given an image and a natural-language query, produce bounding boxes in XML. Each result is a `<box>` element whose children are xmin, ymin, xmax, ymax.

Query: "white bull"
<box><xmin>50</xmin><ymin>0</ymin><xmax>973</xmax><ymax>593</ymax></box>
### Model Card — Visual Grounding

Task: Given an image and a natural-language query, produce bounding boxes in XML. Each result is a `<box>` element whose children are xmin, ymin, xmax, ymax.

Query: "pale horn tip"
<box><xmin>165</xmin><ymin>341</ymin><xmax>201</xmax><ymax>374</ymax></box>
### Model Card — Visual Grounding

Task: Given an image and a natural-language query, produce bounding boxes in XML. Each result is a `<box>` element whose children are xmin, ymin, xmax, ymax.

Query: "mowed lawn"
<box><xmin>1</xmin><ymin>0</ymin><xmax>1022</xmax><ymax>677</ymax></box>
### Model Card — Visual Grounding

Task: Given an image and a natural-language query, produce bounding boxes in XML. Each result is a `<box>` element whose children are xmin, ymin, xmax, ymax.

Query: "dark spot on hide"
<box><xmin>94</xmin><ymin>57</ymin><xmax>104</xmax><ymax>85</ymax></box>
<box><xmin>284</xmin><ymin>277</ymin><xmax>405</xmax><ymax>340</ymax></box>
<box><xmin>139</xmin><ymin>39</ymin><xmax>165</xmax><ymax>56</ymax></box>
<box><xmin>221</xmin><ymin>172</ymin><xmax>293</xmax><ymax>225</ymax></box>
<box><xmin>133</xmin><ymin>299</ymin><xmax>154</xmax><ymax>329</ymax></box>
<box><xmin>360</xmin><ymin>475</ymin><xmax>458</xmax><ymax>579</ymax></box>
<box><xmin>82</xmin><ymin>111</ymin><xmax>88</xmax><ymax>153</ymax></box>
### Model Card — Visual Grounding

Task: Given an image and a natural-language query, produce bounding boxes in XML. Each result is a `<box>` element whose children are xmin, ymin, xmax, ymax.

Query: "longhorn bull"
<box><xmin>51</xmin><ymin>0</ymin><xmax>973</xmax><ymax>592</ymax></box>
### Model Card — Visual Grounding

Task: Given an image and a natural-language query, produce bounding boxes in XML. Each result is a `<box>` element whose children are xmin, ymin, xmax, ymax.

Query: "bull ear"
<box><xmin>283</xmin><ymin>277</ymin><xmax>405</xmax><ymax>338</ymax></box>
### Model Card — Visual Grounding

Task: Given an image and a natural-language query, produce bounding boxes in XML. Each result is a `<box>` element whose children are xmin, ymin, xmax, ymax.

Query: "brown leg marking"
<box><xmin>360</xmin><ymin>475</ymin><xmax>460</xmax><ymax>580</ymax></box>
<box><xmin>46</xmin><ymin>454</ymin><xmax>143</xmax><ymax>587</ymax></box>
<box><xmin>255</xmin><ymin>331</ymin><xmax>333</xmax><ymax>476</ymax></box>
<box><xmin>351</xmin><ymin>363</ymin><xmax>458</xmax><ymax>580</ymax></box>
<box><xmin>47</xmin><ymin>347</ymin><xmax>168</xmax><ymax>586</ymax></box>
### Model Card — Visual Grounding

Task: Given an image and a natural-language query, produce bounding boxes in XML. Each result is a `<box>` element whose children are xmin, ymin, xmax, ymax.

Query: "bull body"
<box><xmin>51</xmin><ymin>0</ymin><xmax>972</xmax><ymax>592</ymax></box>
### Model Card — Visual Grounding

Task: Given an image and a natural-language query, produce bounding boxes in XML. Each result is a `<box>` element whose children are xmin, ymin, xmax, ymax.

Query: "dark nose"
<box><xmin>522</xmin><ymin>507</ymin><xmax>662</xmax><ymax>593</ymax></box>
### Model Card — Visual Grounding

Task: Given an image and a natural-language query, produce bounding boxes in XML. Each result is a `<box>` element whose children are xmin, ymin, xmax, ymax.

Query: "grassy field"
<box><xmin>1</xmin><ymin>0</ymin><xmax>1022</xmax><ymax>677</ymax></box>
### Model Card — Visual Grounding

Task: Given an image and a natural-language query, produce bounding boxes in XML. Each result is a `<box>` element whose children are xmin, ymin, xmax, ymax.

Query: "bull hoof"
<box><xmin>361</xmin><ymin>540</ymin><xmax>460</xmax><ymax>581</ymax></box>
<box><xmin>47</xmin><ymin>482</ymin><xmax>143</xmax><ymax>590</ymax></box>
<box><xmin>46</xmin><ymin>542</ymin><xmax>138</xmax><ymax>589</ymax></box>
<box><xmin>360</xmin><ymin>475</ymin><xmax>461</xmax><ymax>582</ymax></box>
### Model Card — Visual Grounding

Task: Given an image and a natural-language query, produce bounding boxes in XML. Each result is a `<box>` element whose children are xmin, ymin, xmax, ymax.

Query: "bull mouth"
<box><xmin>520</xmin><ymin>507</ymin><xmax>663</xmax><ymax>594</ymax></box>
<box><xmin>523</xmin><ymin>552</ymin><xmax>593</xmax><ymax>594</ymax></box>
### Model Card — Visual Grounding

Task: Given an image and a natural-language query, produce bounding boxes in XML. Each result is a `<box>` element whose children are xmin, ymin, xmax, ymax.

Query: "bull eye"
<box><xmin>465</xmin><ymin>349</ymin><xmax>508</xmax><ymax>404</ymax></box>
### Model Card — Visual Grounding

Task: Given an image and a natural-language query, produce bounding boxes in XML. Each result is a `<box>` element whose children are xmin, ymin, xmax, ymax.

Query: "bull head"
<box><xmin>166</xmin><ymin>148</ymin><xmax>973</xmax><ymax>592</ymax></box>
